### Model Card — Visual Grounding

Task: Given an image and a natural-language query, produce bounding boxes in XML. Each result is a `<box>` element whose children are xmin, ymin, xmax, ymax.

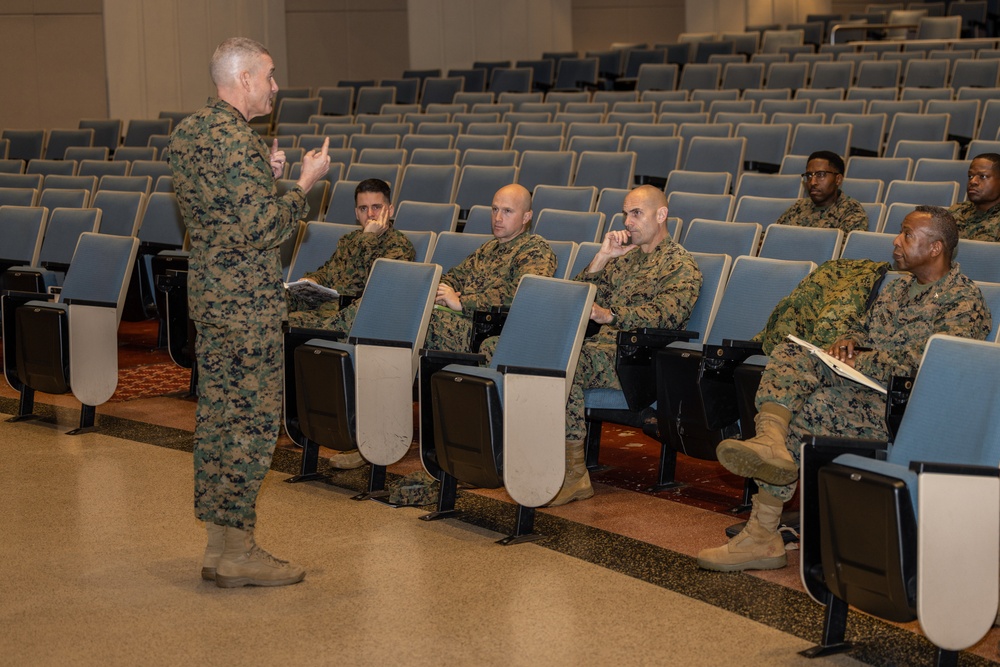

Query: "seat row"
<box><xmin>271</xmin><ymin>114</ymin><xmax>1000</xmax><ymax>173</ymax></box>
<box><xmin>284</xmin><ymin>97</ymin><xmax>1000</xmax><ymax>158</ymax></box>
<box><xmin>0</xmin><ymin>172</ymin><xmax>175</xmax><ymax>208</ymax></box>
<box><xmin>317</xmin><ymin>55</ymin><xmax>1000</xmax><ymax>114</ymax></box>
<box><xmin>1</xmin><ymin>120</ymin><xmax>173</xmax><ymax>162</ymax></box>
<box><xmin>309</xmin><ymin>30</ymin><xmax>1000</xmax><ymax>107</ymax></box>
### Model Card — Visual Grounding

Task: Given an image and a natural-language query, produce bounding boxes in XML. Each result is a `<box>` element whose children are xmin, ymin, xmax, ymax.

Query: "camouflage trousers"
<box><xmin>193</xmin><ymin>319</ymin><xmax>283</xmax><ymax>530</ymax></box>
<box><xmin>286</xmin><ymin>299</ymin><xmax>357</xmax><ymax>333</ymax></box>
<box><xmin>423</xmin><ymin>307</ymin><xmax>472</xmax><ymax>353</ymax></box>
<box><xmin>566</xmin><ymin>340</ymin><xmax>620</xmax><ymax>441</ymax></box>
<box><xmin>756</xmin><ymin>340</ymin><xmax>888</xmax><ymax>501</ymax></box>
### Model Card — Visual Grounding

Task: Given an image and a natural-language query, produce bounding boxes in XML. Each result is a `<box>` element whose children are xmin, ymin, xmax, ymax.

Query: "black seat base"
<box><xmin>497</xmin><ymin>505</ymin><xmax>539</xmax><ymax>545</ymax></box>
<box><xmin>799</xmin><ymin>594</ymin><xmax>851</xmax><ymax>659</ymax></box>
<box><xmin>420</xmin><ymin>472</ymin><xmax>460</xmax><ymax>521</ymax></box>
<box><xmin>284</xmin><ymin>437</ymin><xmax>330</xmax><ymax>485</ymax></box>
<box><xmin>350</xmin><ymin>464</ymin><xmax>387</xmax><ymax>501</ymax></box>
<box><xmin>65</xmin><ymin>404</ymin><xmax>97</xmax><ymax>435</ymax></box>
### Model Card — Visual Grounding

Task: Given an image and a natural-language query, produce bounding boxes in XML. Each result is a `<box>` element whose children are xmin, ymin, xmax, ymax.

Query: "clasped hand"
<box><xmin>435</xmin><ymin>283</ymin><xmax>462</xmax><ymax>311</ymax></box>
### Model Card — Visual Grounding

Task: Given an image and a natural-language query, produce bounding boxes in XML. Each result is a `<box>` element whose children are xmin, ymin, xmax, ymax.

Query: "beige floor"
<box><xmin>0</xmin><ymin>416</ymin><xmax>869</xmax><ymax>667</ymax></box>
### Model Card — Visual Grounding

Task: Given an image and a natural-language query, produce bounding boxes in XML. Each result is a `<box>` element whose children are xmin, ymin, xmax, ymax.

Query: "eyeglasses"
<box><xmin>801</xmin><ymin>171</ymin><xmax>840</xmax><ymax>182</ymax></box>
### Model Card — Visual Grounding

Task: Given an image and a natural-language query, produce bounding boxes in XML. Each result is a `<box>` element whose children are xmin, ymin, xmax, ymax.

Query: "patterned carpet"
<box><xmin>108</xmin><ymin>362</ymin><xmax>191</xmax><ymax>402</ymax></box>
<box><xmin>590</xmin><ymin>420</ymin><xmax>767</xmax><ymax>515</ymax></box>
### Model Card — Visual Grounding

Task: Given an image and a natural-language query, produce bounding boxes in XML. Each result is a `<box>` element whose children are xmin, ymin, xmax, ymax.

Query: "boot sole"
<box><xmin>328</xmin><ymin>459</ymin><xmax>365</xmax><ymax>470</ymax></box>
<box><xmin>215</xmin><ymin>572</ymin><xmax>306</xmax><ymax>588</ymax></box>
<box><xmin>716</xmin><ymin>441</ymin><xmax>798</xmax><ymax>486</ymax></box>
<box><xmin>545</xmin><ymin>485</ymin><xmax>594</xmax><ymax>507</ymax></box>
<box><xmin>696</xmin><ymin>554</ymin><xmax>787</xmax><ymax>572</ymax></box>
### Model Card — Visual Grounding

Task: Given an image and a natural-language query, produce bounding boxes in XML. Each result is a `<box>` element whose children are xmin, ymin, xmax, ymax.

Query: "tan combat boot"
<box><xmin>329</xmin><ymin>448</ymin><xmax>365</xmax><ymax>469</ymax></box>
<box><xmin>547</xmin><ymin>438</ymin><xmax>594</xmax><ymax>507</ymax></box>
<box><xmin>716</xmin><ymin>402</ymin><xmax>798</xmax><ymax>486</ymax></box>
<box><xmin>201</xmin><ymin>522</ymin><xmax>226</xmax><ymax>581</ymax></box>
<box><xmin>214</xmin><ymin>528</ymin><xmax>306</xmax><ymax>588</ymax></box>
<box><xmin>696</xmin><ymin>490</ymin><xmax>787</xmax><ymax>571</ymax></box>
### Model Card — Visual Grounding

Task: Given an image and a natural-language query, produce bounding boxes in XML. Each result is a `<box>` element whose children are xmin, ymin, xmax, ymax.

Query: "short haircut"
<box><xmin>972</xmin><ymin>153</ymin><xmax>1000</xmax><ymax>173</ymax></box>
<box><xmin>354</xmin><ymin>178</ymin><xmax>391</xmax><ymax>203</ymax></box>
<box><xmin>807</xmin><ymin>150</ymin><xmax>845</xmax><ymax>176</ymax></box>
<box><xmin>914</xmin><ymin>204</ymin><xmax>958</xmax><ymax>260</ymax></box>
<box><xmin>210</xmin><ymin>37</ymin><xmax>269</xmax><ymax>88</ymax></box>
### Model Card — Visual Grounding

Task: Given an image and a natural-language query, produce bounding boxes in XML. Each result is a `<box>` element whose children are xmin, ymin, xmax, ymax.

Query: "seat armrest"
<box><xmin>885</xmin><ymin>374</ymin><xmax>914</xmax><ymax>441</ymax></box>
<box><xmin>910</xmin><ymin>461</ymin><xmax>1000</xmax><ymax>478</ymax></box>
<box><xmin>155</xmin><ymin>269</ymin><xmax>188</xmax><ymax>292</ymax></box>
<box><xmin>420</xmin><ymin>348</ymin><xmax>485</xmax><ymax>367</ymax></box>
<box><xmin>2</xmin><ymin>289</ymin><xmax>49</xmax><ymax>302</ymax></box>
<box><xmin>496</xmin><ymin>364</ymin><xmax>566</xmax><ymax>378</ymax></box>
<box><xmin>470</xmin><ymin>305</ymin><xmax>509</xmax><ymax>352</ymax></box>
<box><xmin>284</xmin><ymin>324</ymin><xmax>346</xmax><ymax>341</ymax></box>
<box><xmin>63</xmin><ymin>298</ymin><xmax>116</xmax><ymax>308</ymax></box>
<box><xmin>721</xmin><ymin>338</ymin><xmax>765</xmax><ymax>354</ymax></box>
<box><xmin>702</xmin><ymin>339</ymin><xmax>764</xmax><ymax>364</ymax></box>
<box><xmin>614</xmin><ymin>328</ymin><xmax>699</xmax><ymax>413</ymax></box>
<box><xmin>616</xmin><ymin>327</ymin><xmax>698</xmax><ymax>349</ymax></box>
<box><xmin>799</xmin><ymin>434</ymin><xmax>891</xmax><ymax>603</ymax></box>
<box><xmin>804</xmin><ymin>435</ymin><xmax>889</xmax><ymax>458</ymax></box>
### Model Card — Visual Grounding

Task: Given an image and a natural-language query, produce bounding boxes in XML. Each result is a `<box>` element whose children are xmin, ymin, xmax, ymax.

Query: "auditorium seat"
<box><xmin>424</xmin><ymin>274</ymin><xmax>595</xmax><ymax>542</ymax></box>
<box><xmin>798</xmin><ymin>334</ymin><xmax>1000</xmax><ymax>664</ymax></box>
<box><xmin>531</xmin><ymin>184</ymin><xmax>597</xmax><ymax>214</ymax></box>
<box><xmin>665</xmin><ymin>170</ymin><xmax>732</xmax><ymax>197</ymax></box>
<box><xmin>393</xmin><ymin>201</ymin><xmax>459</xmax><ymax>234</ymax></box>
<box><xmin>3</xmin><ymin>232</ymin><xmax>139</xmax><ymax>434</ymax></box>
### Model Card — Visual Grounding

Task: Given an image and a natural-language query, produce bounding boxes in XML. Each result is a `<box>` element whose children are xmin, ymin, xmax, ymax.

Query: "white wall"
<box><xmin>103</xmin><ymin>0</ymin><xmax>289</xmax><ymax>122</ymax></box>
<box><xmin>407</xmin><ymin>0</ymin><xmax>572</xmax><ymax>72</ymax></box>
<box><xmin>0</xmin><ymin>0</ymin><xmax>108</xmax><ymax>130</ymax></box>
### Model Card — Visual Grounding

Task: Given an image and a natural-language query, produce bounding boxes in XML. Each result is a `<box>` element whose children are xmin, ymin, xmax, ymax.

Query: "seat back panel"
<box><xmin>431</xmin><ymin>369</ymin><xmax>505</xmax><ymax>488</ymax></box>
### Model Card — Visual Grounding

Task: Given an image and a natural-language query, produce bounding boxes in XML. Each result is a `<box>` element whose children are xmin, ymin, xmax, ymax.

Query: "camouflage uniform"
<box><xmin>774</xmin><ymin>191</ymin><xmax>868</xmax><ymax>234</ymax></box>
<box><xmin>423</xmin><ymin>231</ymin><xmax>556</xmax><ymax>352</ymax></box>
<box><xmin>948</xmin><ymin>200</ymin><xmax>1000</xmax><ymax>241</ymax></box>
<box><xmin>566</xmin><ymin>238</ymin><xmax>703</xmax><ymax>440</ymax></box>
<box><xmin>287</xmin><ymin>227</ymin><xmax>414</xmax><ymax>330</ymax></box>
<box><xmin>755</xmin><ymin>264</ymin><xmax>991</xmax><ymax>501</ymax></box>
<box><xmin>168</xmin><ymin>97</ymin><xmax>308</xmax><ymax>531</ymax></box>
<box><xmin>752</xmin><ymin>259</ymin><xmax>890</xmax><ymax>355</ymax></box>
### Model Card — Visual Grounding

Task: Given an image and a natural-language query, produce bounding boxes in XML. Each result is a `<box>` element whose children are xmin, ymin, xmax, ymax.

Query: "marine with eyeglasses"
<box><xmin>773</xmin><ymin>150</ymin><xmax>868</xmax><ymax>234</ymax></box>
